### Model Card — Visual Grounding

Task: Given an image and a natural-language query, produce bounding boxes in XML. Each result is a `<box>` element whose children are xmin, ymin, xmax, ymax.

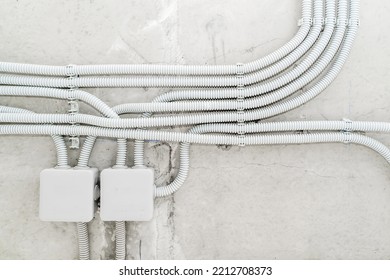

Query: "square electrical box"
<box><xmin>39</xmin><ymin>168</ymin><xmax>98</xmax><ymax>222</ymax></box>
<box><xmin>100</xmin><ymin>168</ymin><xmax>154</xmax><ymax>222</ymax></box>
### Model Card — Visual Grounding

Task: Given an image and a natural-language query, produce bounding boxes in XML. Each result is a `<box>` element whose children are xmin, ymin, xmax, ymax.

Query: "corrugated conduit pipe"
<box><xmin>4</xmin><ymin>120</ymin><xmax>390</xmax><ymax>151</ymax></box>
<box><xmin>155</xmin><ymin>122</ymin><xmax>390</xmax><ymax>197</ymax></box>
<box><xmin>0</xmin><ymin>87</ymin><xmax>136</xmax><ymax>260</ymax></box>
<box><xmin>0</xmin><ymin>88</ymin><xmax>130</xmax><ymax>260</ymax></box>
<box><xmin>0</xmin><ymin>0</ymin><xmax>313</xmax><ymax>77</ymax></box>
<box><xmin>0</xmin><ymin>0</ymin><xmax>358</xmax><ymax>130</ymax></box>
<box><xmin>76</xmin><ymin>127</ymin><xmax>127</xmax><ymax>261</ymax></box>
<box><xmin>1</xmin><ymin>107</ymin><xmax>90</xmax><ymax>260</ymax></box>
<box><xmin>0</xmin><ymin>106</ymin><xmax>78</xmax><ymax>258</ymax></box>
<box><xmin>113</xmin><ymin>0</ymin><xmax>339</xmax><ymax>114</ymax></box>
<box><xmin>4</xmin><ymin>0</ymin><xmax>356</xmax><ymax>130</ymax></box>
<box><xmin>74</xmin><ymin>109</ymin><xmax>128</xmax><ymax>261</ymax></box>
<box><xmin>0</xmin><ymin>2</ymin><xmax>325</xmax><ymax>88</ymax></box>
<box><xmin>2</xmin><ymin>126</ymin><xmax>390</xmax><ymax>188</ymax></box>
<box><xmin>0</xmin><ymin>0</ymin><xmax>360</xmax><ymax>260</ymax></box>
<box><xmin>0</xmin><ymin>105</ymin><xmax>68</xmax><ymax>168</ymax></box>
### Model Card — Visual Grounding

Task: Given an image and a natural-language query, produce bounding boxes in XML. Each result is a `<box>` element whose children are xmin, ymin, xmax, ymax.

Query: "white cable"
<box><xmin>2</xmin><ymin>119</ymin><xmax>390</xmax><ymax>146</ymax></box>
<box><xmin>114</xmin><ymin>0</ymin><xmax>339</xmax><ymax>113</ymax></box>
<box><xmin>0</xmin><ymin>2</ymin><xmax>324</xmax><ymax>88</ymax></box>
<box><xmin>156</xmin><ymin>120</ymin><xmax>390</xmax><ymax>196</ymax></box>
<box><xmin>0</xmin><ymin>1</ymin><xmax>313</xmax><ymax>76</ymax></box>
<box><xmin>1</xmin><ymin>125</ymin><xmax>390</xmax><ymax>198</ymax></box>
<box><xmin>6</xmin><ymin>0</ymin><xmax>356</xmax><ymax>129</ymax></box>
<box><xmin>0</xmin><ymin>0</ymin><xmax>362</xmax><ymax>260</ymax></box>
<box><xmin>0</xmin><ymin>105</ymin><xmax>69</xmax><ymax>168</ymax></box>
<box><xmin>2</xmin><ymin>0</ymin><xmax>356</xmax><ymax>130</ymax></box>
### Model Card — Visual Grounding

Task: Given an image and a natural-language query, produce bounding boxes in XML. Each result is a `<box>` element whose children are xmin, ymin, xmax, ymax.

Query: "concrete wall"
<box><xmin>0</xmin><ymin>0</ymin><xmax>389</xmax><ymax>260</ymax></box>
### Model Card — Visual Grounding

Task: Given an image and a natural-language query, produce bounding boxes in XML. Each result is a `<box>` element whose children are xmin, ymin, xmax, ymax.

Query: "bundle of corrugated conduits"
<box><xmin>1</xmin><ymin>0</ymin><xmax>377</xmax><ymax>260</ymax></box>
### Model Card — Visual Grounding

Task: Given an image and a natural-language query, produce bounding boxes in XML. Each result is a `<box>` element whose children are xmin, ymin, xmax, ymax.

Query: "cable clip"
<box><xmin>237</xmin><ymin>100</ymin><xmax>245</xmax><ymax>112</ymax></box>
<box><xmin>67</xmin><ymin>76</ymin><xmax>78</xmax><ymax>89</ymax></box>
<box><xmin>68</xmin><ymin>100</ymin><xmax>79</xmax><ymax>115</ymax></box>
<box><xmin>238</xmin><ymin>135</ymin><xmax>246</xmax><ymax>147</ymax></box>
<box><xmin>337</xmin><ymin>18</ymin><xmax>349</xmax><ymax>27</ymax></box>
<box><xmin>236</xmin><ymin>64</ymin><xmax>246</xmax><ymax>122</ymax></box>
<box><xmin>66</xmin><ymin>64</ymin><xmax>77</xmax><ymax>77</ymax></box>
<box><xmin>237</xmin><ymin>86</ymin><xmax>245</xmax><ymax>109</ymax></box>
<box><xmin>236</xmin><ymin>63</ymin><xmax>244</xmax><ymax>75</ymax></box>
<box><xmin>342</xmin><ymin>131</ymin><xmax>352</xmax><ymax>144</ymax></box>
<box><xmin>349</xmin><ymin>18</ymin><xmax>360</xmax><ymax>27</ymax></box>
<box><xmin>69</xmin><ymin>136</ymin><xmax>80</xmax><ymax>150</ymax></box>
<box><xmin>236</xmin><ymin>75</ymin><xmax>245</xmax><ymax>89</ymax></box>
<box><xmin>298</xmin><ymin>17</ymin><xmax>313</xmax><ymax>27</ymax></box>
<box><xmin>68</xmin><ymin>97</ymin><xmax>80</xmax><ymax>149</ymax></box>
<box><xmin>342</xmin><ymin>118</ymin><xmax>353</xmax><ymax>132</ymax></box>
<box><xmin>237</xmin><ymin>122</ymin><xmax>246</xmax><ymax>135</ymax></box>
<box><xmin>237</xmin><ymin>111</ymin><xmax>245</xmax><ymax>123</ymax></box>
<box><xmin>312</xmin><ymin>18</ymin><xmax>325</xmax><ymax>26</ymax></box>
<box><xmin>324</xmin><ymin>17</ymin><xmax>337</xmax><ymax>26</ymax></box>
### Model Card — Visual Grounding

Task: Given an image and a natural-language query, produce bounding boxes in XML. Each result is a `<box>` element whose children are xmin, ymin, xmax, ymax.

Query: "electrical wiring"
<box><xmin>0</xmin><ymin>0</ymin><xmax>320</xmax><ymax>89</ymax></box>
<box><xmin>1</xmin><ymin>124</ymin><xmax>390</xmax><ymax>170</ymax></box>
<box><xmin>0</xmin><ymin>1</ymin><xmax>357</xmax><ymax>131</ymax></box>
<box><xmin>0</xmin><ymin>106</ymin><xmax>68</xmax><ymax>168</ymax></box>
<box><xmin>4</xmin><ymin>120</ymin><xmax>390</xmax><ymax>147</ymax></box>
<box><xmin>0</xmin><ymin>0</ymin><xmax>313</xmax><ymax>76</ymax></box>
<box><xmin>0</xmin><ymin>0</ymin><xmax>367</xmax><ymax>261</ymax></box>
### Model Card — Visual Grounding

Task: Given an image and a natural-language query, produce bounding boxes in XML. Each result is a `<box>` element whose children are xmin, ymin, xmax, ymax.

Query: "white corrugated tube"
<box><xmin>0</xmin><ymin>0</ymin><xmax>365</xmax><ymax>261</ymax></box>
<box><xmin>0</xmin><ymin>0</ymin><xmax>360</xmax><ymax>129</ymax></box>
<box><xmin>0</xmin><ymin>0</ymin><xmax>313</xmax><ymax>77</ymax></box>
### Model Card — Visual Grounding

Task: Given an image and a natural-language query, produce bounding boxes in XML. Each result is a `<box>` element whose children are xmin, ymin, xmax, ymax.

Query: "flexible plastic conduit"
<box><xmin>0</xmin><ymin>11</ymin><xmax>320</xmax><ymax>89</ymax></box>
<box><xmin>0</xmin><ymin>2</ymin><xmax>328</xmax><ymax>88</ymax></box>
<box><xmin>0</xmin><ymin>0</ymin><xmax>357</xmax><ymax>130</ymax></box>
<box><xmin>133</xmin><ymin>0</ymin><xmax>341</xmax><ymax>111</ymax></box>
<box><xmin>114</xmin><ymin>0</ymin><xmax>356</xmax><ymax>124</ymax></box>
<box><xmin>0</xmin><ymin>106</ymin><xmax>68</xmax><ymax>168</ymax></box>
<box><xmin>75</xmin><ymin>111</ymin><xmax>127</xmax><ymax>261</ymax></box>
<box><xmin>112</xmin><ymin>0</ymin><xmax>339</xmax><ymax>116</ymax></box>
<box><xmin>77</xmin><ymin>223</ymin><xmax>90</xmax><ymax>260</ymax></box>
<box><xmin>0</xmin><ymin>0</ymin><xmax>313</xmax><ymax>76</ymax></box>
<box><xmin>0</xmin><ymin>0</ymin><xmax>362</xmax><ymax>260</ymax></box>
<box><xmin>156</xmin><ymin>121</ymin><xmax>390</xmax><ymax>196</ymax></box>
<box><xmin>0</xmin><ymin>95</ymin><xmax>128</xmax><ymax>260</ymax></box>
<box><xmin>2</xmin><ymin>120</ymin><xmax>390</xmax><ymax>146</ymax></box>
<box><xmin>0</xmin><ymin>107</ymin><xmax>87</xmax><ymax>260</ymax></box>
<box><xmin>1</xmin><ymin>126</ymin><xmax>390</xmax><ymax>186</ymax></box>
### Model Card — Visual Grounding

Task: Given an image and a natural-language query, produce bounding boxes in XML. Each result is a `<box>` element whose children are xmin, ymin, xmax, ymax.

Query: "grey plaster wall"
<box><xmin>0</xmin><ymin>0</ymin><xmax>389</xmax><ymax>260</ymax></box>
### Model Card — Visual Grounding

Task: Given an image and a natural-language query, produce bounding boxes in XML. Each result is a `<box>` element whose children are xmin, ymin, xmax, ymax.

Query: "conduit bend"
<box><xmin>113</xmin><ymin>0</ymin><xmax>339</xmax><ymax>114</ymax></box>
<box><xmin>0</xmin><ymin>106</ymin><xmax>68</xmax><ymax>168</ymax></box>
<box><xmin>0</xmin><ymin>107</ymin><xmax>92</xmax><ymax>260</ymax></box>
<box><xmin>0</xmin><ymin>96</ymin><xmax>126</xmax><ymax>260</ymax></box>
<box><xmin>0</xmin><ymin>88</ymin><xmax>137</xmax><ymax>260</ymax></box>
<box><xmin>0</xmin><ymin>0</ymin><xmax>363</xmax><ymax>261</ymax></box>
<box><xmin>1</xmin><ymin>0</ymin><xmax>356</xmax><ymax>130</ymax></box>
<box><xmin>156</xmin><ymin>124</ymin><xmax>390</xmax><ymax>197</ymax></box>
<box><xmin>125</xmin><ymin>0</ymin><xmax>339</xmax><ymax>196</ymax></box>
<box><xmin>0</xmin><ymin>2</ymin><xmax>332</xmax><ymax>89</ymax></box>
<box><xmin>0</xmin><ymin>7</ymin><xmax>320</xmax><ymax>89</ymax></box>
<box><xmin>0</xmin><ymin>0</ymin><xmax>313</xmax><ymax>76</ymax></box>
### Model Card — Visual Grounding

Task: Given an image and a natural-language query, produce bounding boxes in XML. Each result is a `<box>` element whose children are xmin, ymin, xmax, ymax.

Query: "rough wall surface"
<box><xmin>0</xmin><ymin>0</ymin><xmax>389</xmax><ymax>260</ymax></box>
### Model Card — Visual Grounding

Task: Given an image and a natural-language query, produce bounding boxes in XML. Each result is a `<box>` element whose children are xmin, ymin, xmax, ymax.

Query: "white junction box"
<box><xmin>39</xmin><ymin>168</ymin><xmax>99</xmax><ymax>222</ymax></box>
<box><xmin>100</xmin><ymin>168</ymin><xmax>154</xmax><ymax>222</ymax></box>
